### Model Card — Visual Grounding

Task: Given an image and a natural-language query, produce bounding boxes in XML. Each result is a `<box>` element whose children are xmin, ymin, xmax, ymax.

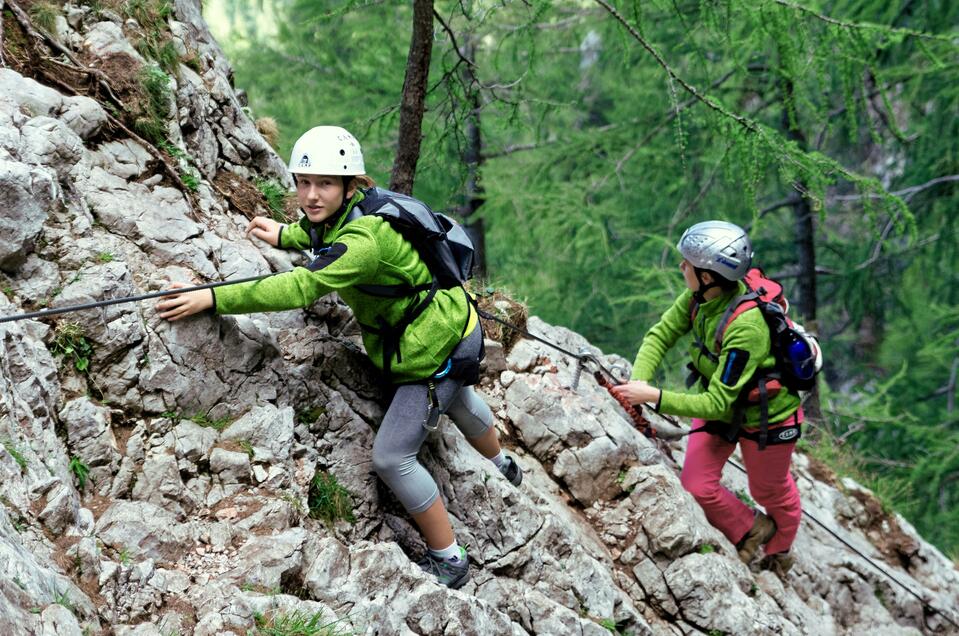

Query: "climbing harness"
<box><xmin>0</xmin><ymin>273</ymin><xmax>276</xmax><ymax>325</ymax></box>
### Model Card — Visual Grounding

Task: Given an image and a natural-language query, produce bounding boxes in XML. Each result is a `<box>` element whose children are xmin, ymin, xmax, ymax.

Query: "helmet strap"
<box><xmin>693</xmin><ymin>268</ymin><xmax>720</xmax><ymax>303</ymax></box>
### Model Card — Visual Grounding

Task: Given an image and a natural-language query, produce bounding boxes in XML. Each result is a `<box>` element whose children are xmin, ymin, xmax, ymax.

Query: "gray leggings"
<box><xmin>371</xmin><ymin>326</ymin><xmax>493</xmax><ymax>513</ymax></box>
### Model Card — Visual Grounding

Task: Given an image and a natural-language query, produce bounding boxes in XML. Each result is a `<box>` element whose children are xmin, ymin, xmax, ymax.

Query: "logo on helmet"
<box><xmin>298</xmin><ymin>154</ymin><xmax>311</xmax><ymax>167</ymax></box>
<box><xmin>716</xmin><ymin>255</ymin><xmax>738</xmax><ymax>269</ymax></box>
<box><xmin>778</xmin><ymin>428</ymin><xmax>798</xmax><ymax>441</ymax></box>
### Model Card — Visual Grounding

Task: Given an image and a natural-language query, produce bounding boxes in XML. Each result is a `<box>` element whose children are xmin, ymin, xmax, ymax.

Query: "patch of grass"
<box><xmin>29</xmin><ymin>1</ymin><xmax>59</xmax><ymax>34</ymax></box>
<box><xmin>13</xmin><ymin>576</ymin><xmax>26</xmax><ymax>590</ymax></box>
<box><xmin>238</xmin><ymin>440</ymin><xmax>254</xmax><ymax>459</ymax></box>
<box><xmin>160</xmin><ymin>410</ymin><xmax>182</xmax><ymax>424</ymax></box>
<box><xmin>735</xmin><ymin>489</ymin><xmax>756</xmax><ymax>507</ymax></box>
<box><xmin>2</xmin><ymin>285</ymin><xmax>14</xmax><ymax>299</ymax></box>
<box><xmin>69</xmin><ymin>457</ymin><xmax>91</xmax><ymax>490</ymax></box>
<box><xmin>308</xmin><ymin>471</ymin><xmax>355</xmax><ymax>526</ymax></box>
<box><xmin>598</xmin><ymin>618</ymin><xmax>621</xmax><ymax>634</ymax></box>
<box><xmin>281</xmin><ymin>492</ymin><xmax>305</xmax><ymax>515</ymax></box>
<box><xmin>2</xmin><ymin>439</ymin><xmax>28</xmax><ymax>472</ymax></box>
<box><xmin>189</xmin><ymin>413</ymin><xmax>232</xmax><ymax>432</ymax></box>
<box><xmin>256</xmin><ymin>179</ymin><xmax>292</xmax><ymax>223</ymax></box>
<box><xmin>52</xmin><ymin>589</ymin><xmax>75</xmax><ymax>614</ymax></box>
<box><xmin>181</xmin><ymin>170</ymin><xmax>200</xmax><ymax>191</ymax></box>
<box><xmin>251</xmin><ymin>609</ymin><xmax>351</xmax><ymax>636</ymax></box>
<box><xmin>96</xmin><ymin>252</ymin><xmax>114</xmax><ymax>263</ymax></box>
<box><xmin>51</xmin><ymin>322</ymin><xmax>94</xmax><ymax>373</ymax></box>
<box><xmin>698</xmin><ymin>544</ymin><xmax>716</xmax><ymax>554</ymax></box>
<box><xmin>118</xmin><ymin>547</ymin><xmax>132</xmax><ymax>565</ymax></box>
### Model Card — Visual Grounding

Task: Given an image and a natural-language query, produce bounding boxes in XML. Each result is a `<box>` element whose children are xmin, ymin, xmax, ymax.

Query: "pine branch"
<box><xmin>433</xmin><ymin>8</ymin><xmax>476</xmax><ymax>69</ymax></box>
<box><xmin>833</xmin><ymin>174</ymin><xmax>959</xmax><ymax>203</ymax></box>
<box><xmin>593</xmin><ymin>0</ymin><xmax>912</xmax><ymax>218</ymax></box>
<box><xmin>771</xmin><ymin>0</ymin><xmax>956</xmax><ymax>43</ymax></box>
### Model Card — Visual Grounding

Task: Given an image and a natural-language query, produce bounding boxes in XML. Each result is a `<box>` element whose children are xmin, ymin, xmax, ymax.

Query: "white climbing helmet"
<box><xmin>677</xmin><ymin>220</ymin><xmax>753</xmax><ymax>281</ymax></box>
<box><xmin>288</xmin><ymin>126</ymin><xmax>365</xmax><ymax>176</ymax></box>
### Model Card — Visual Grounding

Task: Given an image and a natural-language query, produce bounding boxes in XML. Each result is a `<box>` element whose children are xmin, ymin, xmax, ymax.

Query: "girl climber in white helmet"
<box><xmin>157</xmin><ymin>125</ymin><xmax>521</xmax><ymax>589</ymax></box>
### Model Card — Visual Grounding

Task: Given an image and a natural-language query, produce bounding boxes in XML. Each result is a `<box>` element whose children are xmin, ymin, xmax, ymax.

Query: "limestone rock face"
<box><xmin>0</xmin><ymin>3</ymin><xmax>957</xmax><ymax>636</ymax></box>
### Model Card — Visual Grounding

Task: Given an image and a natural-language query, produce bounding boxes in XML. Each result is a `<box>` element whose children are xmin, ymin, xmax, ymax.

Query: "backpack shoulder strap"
<box><xmin>713</xmin><ymin>292</ymin><xmax>760</xmax><ymax>350</ymax></box>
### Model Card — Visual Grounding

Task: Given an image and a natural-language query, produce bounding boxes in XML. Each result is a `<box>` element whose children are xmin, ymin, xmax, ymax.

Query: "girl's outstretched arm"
<box><xmin>156</xmin><ymin>282</ymin><xmax>213</xmax><ymax>321</ymax></box>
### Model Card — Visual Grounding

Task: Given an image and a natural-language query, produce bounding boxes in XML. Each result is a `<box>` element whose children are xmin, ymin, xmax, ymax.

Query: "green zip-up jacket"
<box><xmin>630</xmin><ymin>283</ymin><xmax>800</xmax><ymax>429</ymax></box>
<box><xmin>214</xmin><ymin>190</ymin><xmax>475</xmax><ymax>384</ymax></box>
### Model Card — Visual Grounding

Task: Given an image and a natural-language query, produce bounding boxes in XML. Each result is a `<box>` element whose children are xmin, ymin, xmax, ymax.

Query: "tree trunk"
<box><xmin>389</xmin><ymin>0</ymin><xmax>434</xmax><ymax>195</ymax></box>
<box><xmin>780</xmin><ymin>81</ymin><xmax>817</xmax><ymax>323</ymax></box>
<box><xmin>456</xmin><ymin>36</ymin><xmax>487</xmax><ymax>277</ymax></box>
<box><xmin>780</xmin><ymin>75</ymin><xmax>822</xmax><ymax>419</ymax></box>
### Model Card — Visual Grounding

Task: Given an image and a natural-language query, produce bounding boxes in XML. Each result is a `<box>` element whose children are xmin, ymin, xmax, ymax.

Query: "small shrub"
<box><xmin>296</xmin><ymin>407</ymin><xmax>326</xmax><ymax>426</ymax></box>
<box><xmin>69</xmin><ymin>457</ymin><xmax>91</xmax><ymax>490</ymax></box>
<box><xmin>96</xmin><ymin>252</ymin><xmax>114</xmax><ymax>263</ymax></box>
<box><xmin>29</xmin><ymin>2</ymin><xmax>59</xmax><ymax>34</ymax></box>
<box><xmin>51</xmin><ymin>323</ymin><xmax>94</xmax><ymax>372</ymax></box>
<box><xmin>133</xmin><ymin>65</ymin><xmax>172</xmax><ymax>145</ymax></box>
<box><xmin>308</xmin><ymin>471</ymin><xmax>355</xmax><ymax>525</ymax></box>
<box><xmin>2</xmin><ymin>439</ymin><xmax>28</xmax><ymax>471</ymax></box>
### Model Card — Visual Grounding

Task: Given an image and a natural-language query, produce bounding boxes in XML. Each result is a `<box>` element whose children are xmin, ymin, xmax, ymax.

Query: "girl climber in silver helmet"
<box><xmin>157</xmin><ymin>125</ymin><xmax>521</xmax><ymax>590</ymax></box>
<box><xmin>612</xmin><ymin>220</ymin><xmax>805</xmax><ymax>576</ymax></box>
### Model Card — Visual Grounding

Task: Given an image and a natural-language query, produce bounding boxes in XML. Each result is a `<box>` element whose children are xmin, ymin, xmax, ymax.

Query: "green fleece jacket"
<box><xmin>631</xmin><ymin>283</ymin><xmax>800</xmax><ymax>429</ymax></box>
<box><xmin>214</xmin><ymin>190</ymin><xmax>475</xmax><ymax>384</ymax></box>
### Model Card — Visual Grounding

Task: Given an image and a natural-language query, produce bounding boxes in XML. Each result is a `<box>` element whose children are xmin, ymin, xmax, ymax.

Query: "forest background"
<box><xmin>203</xmin><ymin>0</ymin><xmax>959</xmax><ymax>557</ymax></box>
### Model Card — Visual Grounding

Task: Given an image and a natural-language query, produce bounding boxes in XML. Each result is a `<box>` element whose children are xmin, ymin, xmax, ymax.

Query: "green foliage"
<box><xmin>598</xmin><ymin>618</ymin><xmax>620</xmax><ymax>634</ymax></box>
<box><xmin>125</xmin><ymin>0</ymin><xmax>179</xmax><ymax>74</ymax></box>
<box><xmin>735</xmin><ymin>489</ymin><xmax>756</xmax><ymax>508</ymax></box>
<box><xmin>256</xmin><ymin>179</ymin><xmax>291</xmax><ymax>222</ymax></box>
<box><xmin>296</xmin><ymin>407</ymin><xmax>326</xmax><ymax>426</ymax></box>
<box><xmin>698</xmin><ymin>544</ymin><xmax>716</xmax><ymax>554</ymax></box>
<box><xmin>2</xmin><ymin>439</ymin><xmax>28</xmax><ymax>472</ymax></box>
<box><xmin>69</xmin><ymin>457</ymin><xmax>91</xmax><ymax>490</ymax></box>
<box><xmin>28</xmin><ymin>1</ymin><xmax>59</xmax><ymax>34</ymax></box>
<box><xmin>189</xmin><ymin>413</ymin><xmax>232</xmax><ymax>432</ymax></box>
<box><xmin>250</xmin><ymin>609</ymin><xmax>351</xmax><ymax>636</ymax></box>
<box><xmin>96</xmin><ymin>252</ymin><xmax>114</xmax><ymax>263</ymax></box>
<box><xmin>307</xmin><ymin>471</ymin><xmax>355</xmax><ymax>526</ymax></box>
<box><xmin>118</xmin><ymin>547</ymin><xmax>132</xmax><ymax>566</ymax></box>
<box><xmin>51</xmin><ymin>323</ymin><xmax>94</xmax><ymax>373</ymax></box>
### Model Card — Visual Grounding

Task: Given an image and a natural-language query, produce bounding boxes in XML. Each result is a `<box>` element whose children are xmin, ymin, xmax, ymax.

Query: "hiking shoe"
<box><xmin>736</xmin><ymin>511</ymin><xmax>777</xmax><ymax>564</ymax></box>
<box><xmin>499</xmin><ymin>455</ymin><xmax>523</xmax><ymax>487</ymax></box>
<box><xmin>417</xmin><ymin>548</ymin><xmax>470</xmax><ymax>589</ymax></box>
<box><xmin>760</xmin><ymin>551</ymin><xmax>795</xmax><ymax>576</ymax></box>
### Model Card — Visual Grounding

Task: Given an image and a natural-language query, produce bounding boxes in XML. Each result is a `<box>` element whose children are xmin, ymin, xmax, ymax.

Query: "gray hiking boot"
<box><xmin>499</xmin><ymin>455</ymin><xmax>523</xmax><ymax>487</ymax></box>
<box><xmin>417</xmin><ymin>548</ymin><xmax>470</xmax><ymax>589</ymax></box>
<box><xmin>759</xmin><ymin>551</ymin><xmax>794</xmax><ymax>576</ymax></box>
<box><xmin>736</xmin><ymin>511</ymin><xmax>777</xmax><ymax>564</ymax></box>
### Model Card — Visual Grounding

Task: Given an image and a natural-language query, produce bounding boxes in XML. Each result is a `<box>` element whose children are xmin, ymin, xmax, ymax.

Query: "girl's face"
<box><xmin>295</xmin><ymin>174</ymin><xmax>356</xmax><ymax>224</ymax></box>
<box><xmin>680</xmin><ymin>259</ymin><xmax>700</xmax><ymax>291</ymax></box>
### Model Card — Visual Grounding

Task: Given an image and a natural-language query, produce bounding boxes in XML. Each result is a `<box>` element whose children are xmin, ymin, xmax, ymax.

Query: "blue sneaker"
<box><xmin>417</xmin><ymin>548</ymin><xmax>470</xmax><ymax>589</ymax></box>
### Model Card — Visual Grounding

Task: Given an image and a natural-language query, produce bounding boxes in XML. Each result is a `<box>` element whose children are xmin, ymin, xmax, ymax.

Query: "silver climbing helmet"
<box><xmin>677</xmin><ymin>220</ymin><xmax>753</xmax><ymax>281</ymax></box>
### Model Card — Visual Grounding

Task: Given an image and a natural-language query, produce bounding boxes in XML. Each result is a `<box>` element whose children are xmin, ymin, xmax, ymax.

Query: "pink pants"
<box><xmin>681</xmin><ymin>417</ymin><xmax>802</xmax><ymax>555</ymax></box>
